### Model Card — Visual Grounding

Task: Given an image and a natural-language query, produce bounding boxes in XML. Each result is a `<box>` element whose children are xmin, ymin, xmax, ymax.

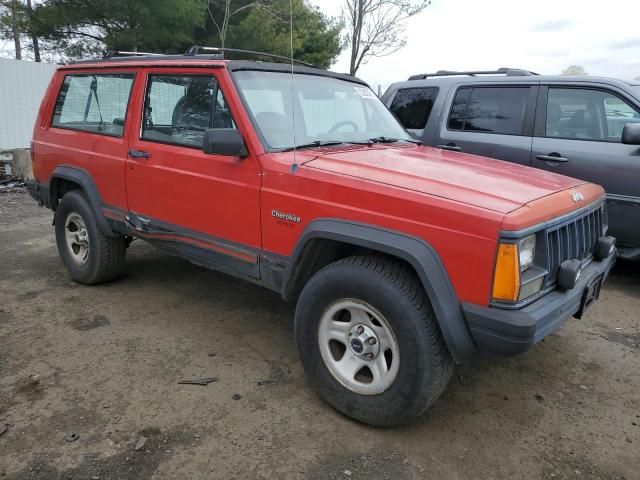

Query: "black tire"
<box><xmin>54</xmin><ymin>190</ymin><xmax>126</xmax><ymax>285</ymax></box>
<box><xmin>294</xmin><ymin>255</ymin><xmax>453</xmax><ymax>427</ymax></box>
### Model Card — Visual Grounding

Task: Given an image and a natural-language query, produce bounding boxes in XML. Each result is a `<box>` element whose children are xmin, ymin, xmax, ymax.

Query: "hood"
<box><xmin>303</xmin><ymin>145</ymin><xmax>588</xmax><ymax>214</ymax></box>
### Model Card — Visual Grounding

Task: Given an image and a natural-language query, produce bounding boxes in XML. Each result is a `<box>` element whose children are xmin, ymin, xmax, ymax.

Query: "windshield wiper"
<box><xmin>368</xmin><ymin>136</ymin><xmax>422</xmax><ymax>145</ymax></box>
<box><xmin>279</xmin><ymin>140</ymin><xmax>372</xmax><ymax>152</ymax></box>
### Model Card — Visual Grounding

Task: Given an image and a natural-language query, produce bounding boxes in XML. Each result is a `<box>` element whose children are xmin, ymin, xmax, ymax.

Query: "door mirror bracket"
<box><xmin>203</xmin><ymin>129</ymin><xmax>248</xmax><ymax>157</ymax></box>
<box><xmin>621</xmin><ymin>123</ymin><xmax>640</xmax><ymax>145</ymax></box>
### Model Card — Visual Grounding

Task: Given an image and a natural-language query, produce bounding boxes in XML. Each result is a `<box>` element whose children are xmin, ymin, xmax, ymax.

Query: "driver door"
<box><xmin>125</xmin><ymin>68</ymin><xmax>262</xmax><ymax>274</ymax></box>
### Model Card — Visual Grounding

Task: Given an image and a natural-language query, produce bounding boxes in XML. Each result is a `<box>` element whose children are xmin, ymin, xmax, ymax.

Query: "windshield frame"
<box><xmin>229</xmin><ymin>67</ymin><xmax>413</xmax><ymax>153</ymax></box>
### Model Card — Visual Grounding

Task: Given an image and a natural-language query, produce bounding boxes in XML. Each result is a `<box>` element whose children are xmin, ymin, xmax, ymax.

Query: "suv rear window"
<box><xmin>389</xmin><ymin>87</ymin><xmax>439</xmax><ymax>130</ymax></box>
<box><xmin>52</xmin><ymin>73</ymin><xmax>134</xmax><ymax>137</ymax></box>
<box><xmin>448</xmin><ymin>86</ymin><xmax>529</xmax><ymax>135</ymax></box>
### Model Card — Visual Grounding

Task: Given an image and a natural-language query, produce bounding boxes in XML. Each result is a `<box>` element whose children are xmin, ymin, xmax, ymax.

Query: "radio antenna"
<box><xmin>289</xmin><ymin>0</ymin><xmax>298</xmax><ymax>174</ymax></box>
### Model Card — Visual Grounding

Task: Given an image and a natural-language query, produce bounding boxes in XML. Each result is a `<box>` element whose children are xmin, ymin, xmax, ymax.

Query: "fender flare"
<box><xmin>50</xmin><ymin>165</ymin><xmax>114</xmax><ymax>236</ymax></box>
<box><xmin>282</xmin><ymin>219</ymin><xmax>478</xmax><ymax>362</ymax></box>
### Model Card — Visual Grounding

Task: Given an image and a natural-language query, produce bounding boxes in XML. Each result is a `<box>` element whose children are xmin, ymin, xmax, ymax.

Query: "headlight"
<box><xmin>492</xmin><ymin>234</ymin><xmax>546</xmax><ymax>304</ymax></box>
<box><xmin>518</xmin><ymin>235</ymin><xmax>536</xmax><ymax>272</ymax></box>
<box><xmin>492</xmin><ymin>243</ymin><xmax>520</xmax><ymax>302</ymax></box>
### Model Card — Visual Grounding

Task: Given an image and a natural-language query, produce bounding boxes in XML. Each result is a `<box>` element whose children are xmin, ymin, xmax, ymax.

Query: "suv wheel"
<box><xmin>55</xmin><ymin>190</ymin><xmax>126</xmax><ymax>284</ymax></box>
<box><xmin>294</xmin><ymin>255</ymin><xmax>453</xmax><ymax>426</ymax></box>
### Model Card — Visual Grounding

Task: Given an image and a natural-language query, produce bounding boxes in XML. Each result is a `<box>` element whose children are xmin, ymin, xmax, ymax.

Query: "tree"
<box><xmin>228</xmin><ymin>0</ymin><xmax>342</xmax><ymax>68</ymax></box>
<box><xmin>344</xmin><ymin>0</ymin><xmax>429</xmax><ymax>75</ymax></box>
<box><xmin>561</xmin><ymin>65</ymin><xmax>588</xmax><ymax>76</ymax></box>
<box><xmin>0</xmin><ymin>0</ymin><xmax>24</xmax><ymax>59</ymax></box>
<box><xmin>32</xmin><ymin>0</ymin><xmax>205</xmax><ymax>59</ymax></box>
<box><xmin>204</xmin><ymin>0</ymin><xmax>268</xmax><ymax>49</ymax></box>
<box><xmin>2</xmin><ymin>0</ymin><xmax>342</xmax><ymax>65</ymax></box>
<box><xmin>25</xmin><ymin>0</ymin><xmax>39</xmax><ymax>61</ymax></box>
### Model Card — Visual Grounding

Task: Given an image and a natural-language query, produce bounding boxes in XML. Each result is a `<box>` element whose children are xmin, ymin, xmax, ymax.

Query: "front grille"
<box><xmin>545</xmin><ymin>204</ymin><xmax>604</xmax><ymax>283</ymax></box>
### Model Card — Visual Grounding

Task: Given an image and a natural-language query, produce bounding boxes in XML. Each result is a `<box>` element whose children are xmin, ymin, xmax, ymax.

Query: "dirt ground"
<box><xmin>0</xmin><ymin>190</ymin><xmax>638</xmax><ymax>480</ymax></box>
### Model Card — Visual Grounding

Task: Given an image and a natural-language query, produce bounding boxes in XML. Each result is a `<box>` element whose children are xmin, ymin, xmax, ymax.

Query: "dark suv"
<box><xmin>383</xmin><ymin>69</ymin><xmax>640</xmax><ymax>259</ymax></box>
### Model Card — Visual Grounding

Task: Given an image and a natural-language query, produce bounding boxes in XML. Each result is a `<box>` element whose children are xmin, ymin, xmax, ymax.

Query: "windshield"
<box><xmin>234</xmin><ymin>71</ymin><xmax>412</xmax><ymax>150</ymax></box>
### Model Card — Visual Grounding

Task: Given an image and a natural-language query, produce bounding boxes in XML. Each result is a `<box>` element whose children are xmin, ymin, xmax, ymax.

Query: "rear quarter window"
<box><xmin>389</xmin><ymin>87</ymin><xmax>439</xmax><ymax>130</ymax></box>
<box><xmin>51</xmin><ymin>73</ymin><xmax>135</xmax><ymax>137</ymax></box>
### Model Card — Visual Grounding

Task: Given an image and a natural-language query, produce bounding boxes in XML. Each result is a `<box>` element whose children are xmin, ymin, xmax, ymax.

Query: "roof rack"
<box><xmin>408</xmin><ymin>68</ymin><xmax>539</xmax><ymax>80</ymax></box>
<box><xmin>184</xmin><ymin>45</ymin><xmax>317</xmax><ymax>68</ymax></box>
<box><xmin>104</xmin><ymin>51</ymin><xmax>165</xmax><ymax>58</ymax></box>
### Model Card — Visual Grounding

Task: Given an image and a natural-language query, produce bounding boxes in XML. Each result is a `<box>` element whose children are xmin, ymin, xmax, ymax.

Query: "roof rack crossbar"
<box><xmin>104</xmin><ymin>50</ymin><xmax>164</xmax><ymax>58</ymax></box>
<box><xmin>408</xmin><ymin>68</ymin><xmax>539</xmax><ymax>80</ymax></box>
<box><xmin>184</xmin><ymin>45</ymin><xmax>317</xmax><ymax>68</ymax></box>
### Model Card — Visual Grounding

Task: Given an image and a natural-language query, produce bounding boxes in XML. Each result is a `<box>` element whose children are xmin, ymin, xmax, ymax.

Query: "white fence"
<box><xmin>0</xmin><ymin>58</ymin><xmax>57</xmax><ymax>150</ymax></box>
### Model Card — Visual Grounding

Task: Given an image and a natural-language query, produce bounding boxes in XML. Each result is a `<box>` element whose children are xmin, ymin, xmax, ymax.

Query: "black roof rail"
<box><xmin>408</xmin><ymin>68</ymin><xmax>539</xmax><ymax>80</ymax></box>
<box><xmin>104</xmin><ymin>50</ymin><xmax>164</xmax><ymax>58</ymax></box>
<box><xmin>184</xmin><ymin>45</ymin><xmax>318</xmax><ymax>68</ymax></box>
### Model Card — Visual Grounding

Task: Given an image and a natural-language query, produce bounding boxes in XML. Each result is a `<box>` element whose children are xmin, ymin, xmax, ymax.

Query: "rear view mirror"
<box><xmin>622</xmin><ymin>123</ymin><xmax>640</xmax><ymax>145</ymax></box>
<box><xmin>203</xmin><ymin>128</ymin><xmax>248</xmax><ymax>157</ymax></box>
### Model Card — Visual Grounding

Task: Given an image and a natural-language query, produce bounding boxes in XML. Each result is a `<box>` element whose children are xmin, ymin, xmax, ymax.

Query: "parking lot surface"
<box><xmin>1</xmin><ymin>191</ymin><xmax>638</xmax><ymax>480</ymax></box>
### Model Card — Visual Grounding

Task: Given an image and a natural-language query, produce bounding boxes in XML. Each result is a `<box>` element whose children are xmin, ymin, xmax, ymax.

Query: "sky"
<box><xmin>2</xmin><ymin>0</ymin><xmax>638</xmax><ymax>90</ymax></box>
<box><xmin>312</xmin><ymin>0</ymin><xmax>640</xmax><ymax>90</ymax></box>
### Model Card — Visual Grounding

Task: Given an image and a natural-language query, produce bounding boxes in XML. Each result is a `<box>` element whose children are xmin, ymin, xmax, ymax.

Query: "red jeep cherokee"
<box><xmin>27</xmin><ymin>52</ymin><xmax>616</xmax><ymax>426</ymax></box>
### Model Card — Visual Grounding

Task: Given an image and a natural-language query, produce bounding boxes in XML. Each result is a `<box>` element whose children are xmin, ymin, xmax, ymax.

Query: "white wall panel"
<box><xmin>0</xmin><ymin>58</ymin><xmax>57</xmax><ymax>150</ymax></box>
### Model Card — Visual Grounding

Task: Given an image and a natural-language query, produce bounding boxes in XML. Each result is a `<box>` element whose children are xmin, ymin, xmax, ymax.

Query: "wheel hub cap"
<box><xmin>349</xmin><ymin>324</ymin><xmax>380</xmax><ymax>359</ymax></box>
<box><xmin>64</xmin><ymin>212</ymin><xmax>90</xmax><ymax>266</ymax></box>
<box><xmin>317</xmin><ymin>299</ymin><xmax>400</xmax><ymax>395</ymax></box>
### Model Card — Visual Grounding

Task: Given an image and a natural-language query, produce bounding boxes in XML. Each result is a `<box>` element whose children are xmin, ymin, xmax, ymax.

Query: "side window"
<box><xmin>447</xmin><ymin>87</ymin><xmax>471</xmax><ymax>130</ymax></box>
<box><xmin>546</xmin><ymin>88</ymin><xmax>640</xmax><ymax>141</ymax></box>
<box><xmin>447</xmin><ymin>87</ymin><xmax>529</xmax><ymax>135</ymax></box>
<box><xmin>389</xmin><ymin>87</ymin><xmax>439</xmax><ymax>130</ymax></box>
<box><xmin>141</xmin><ymin>75</ymin><xmax>236</xmax><ymax>148</ymax></box>
<box><xmin>52</xmin><ymin>73</ymin><xmax>134</xmax><ymax>136</ymax></box>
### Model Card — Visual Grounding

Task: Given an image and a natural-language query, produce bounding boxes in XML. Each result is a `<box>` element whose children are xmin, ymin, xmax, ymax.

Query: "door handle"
<box><xmin>437</xmin><ymin>143</ymin><xmax>462</xmax><ymax>152</ymax></box>
<box><xmin>128</xmin><ymin>149</ymin><xmax>150</xmax><ymax>159</ymax></box>
<box><xmin>536</xmin><ymin>153</ymin><xmax>568</xmax><ymax>163</ymax></box>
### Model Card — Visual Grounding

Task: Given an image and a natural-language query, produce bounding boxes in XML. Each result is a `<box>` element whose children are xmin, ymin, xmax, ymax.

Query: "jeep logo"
<box><xmin>571</xmin><ymin>191</ymin><xmax>585</xmax><ymax>202</ymax></box>
<box><xmin>272</xmin><ymin>209</ymin><xmax>301</xmax><ymax>223</ymax></box>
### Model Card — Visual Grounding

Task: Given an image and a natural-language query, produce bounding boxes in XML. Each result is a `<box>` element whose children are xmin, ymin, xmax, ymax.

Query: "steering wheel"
<box><xmin>328</xmin><ymin>120</ymin><xmax>359</xmax><ymax>133</ymax></box>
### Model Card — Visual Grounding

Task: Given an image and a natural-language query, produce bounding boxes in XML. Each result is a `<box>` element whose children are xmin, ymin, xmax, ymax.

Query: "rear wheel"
<box><xmin>55</xmin><ymin>190</ymin><xmax>126</xmax><ymax>284</ymax></box>
<box><xmin>295</xmin><ymin>255</ymin><xmax>453</xmax><ymax>426</ymax></box>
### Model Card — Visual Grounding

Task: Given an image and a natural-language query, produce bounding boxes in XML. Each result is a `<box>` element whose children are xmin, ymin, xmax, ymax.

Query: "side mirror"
<box><xmin>203</xmin><ymin>128</ymin><xmax>248</xmax><ymax>157</ymax></box>
<box><xmin>622</xmin><ymin>123</ymin><xmax>640</xmax><ymax>145</ymax></box>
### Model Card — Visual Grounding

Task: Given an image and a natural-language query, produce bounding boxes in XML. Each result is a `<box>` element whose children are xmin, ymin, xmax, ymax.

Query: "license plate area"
<box><xmin>574</xmin><ymin>274</ymin><xmax>603</xmax><ymax>319</ymax></box>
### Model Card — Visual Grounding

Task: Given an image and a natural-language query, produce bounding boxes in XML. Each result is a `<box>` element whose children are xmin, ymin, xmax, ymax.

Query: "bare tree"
<box><xmin>204</xmin><ymin>0</ymin><xmax>269</xmax><ymax>48</ymax></box>
<box><xmin>561</xmin><ymin>65</ymin><xmax>588</xmax><ymax>76</ymax></box>
<box><xmin>344</xmin><ymin>0</ymin><xmax>429</xmax><ymax>76</ymax></box>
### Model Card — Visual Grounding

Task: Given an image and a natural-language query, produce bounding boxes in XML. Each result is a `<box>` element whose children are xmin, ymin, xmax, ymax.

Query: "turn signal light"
<box><xmin>492</xmin><ymin>243</ymin><xmax>520</xmax><ymax>302</ymax></box>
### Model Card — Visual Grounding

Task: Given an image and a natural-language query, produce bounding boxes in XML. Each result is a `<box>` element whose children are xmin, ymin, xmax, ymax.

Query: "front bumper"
<box><xmin>463</xmin><ymin>252</ymin><xmax>615</xmax><ymax>356</ymax></box>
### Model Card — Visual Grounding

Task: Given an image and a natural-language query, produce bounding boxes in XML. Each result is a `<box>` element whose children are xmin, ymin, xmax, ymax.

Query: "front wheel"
<box><xmin>54</xmin><ymin>190</ymin><xmax>126</xmax><ymax>284</ymax></box>
<box><xmin>294</xmin><ymin>255</ymin><xmax>453</xmax><ymax>427</ymax></box>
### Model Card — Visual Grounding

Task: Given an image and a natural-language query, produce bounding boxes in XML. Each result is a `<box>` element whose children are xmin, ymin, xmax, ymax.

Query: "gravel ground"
<box><xmin>0</xmin><ymin>190</ymin><xmax>638</xmax><ymax>480</ymax></box>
